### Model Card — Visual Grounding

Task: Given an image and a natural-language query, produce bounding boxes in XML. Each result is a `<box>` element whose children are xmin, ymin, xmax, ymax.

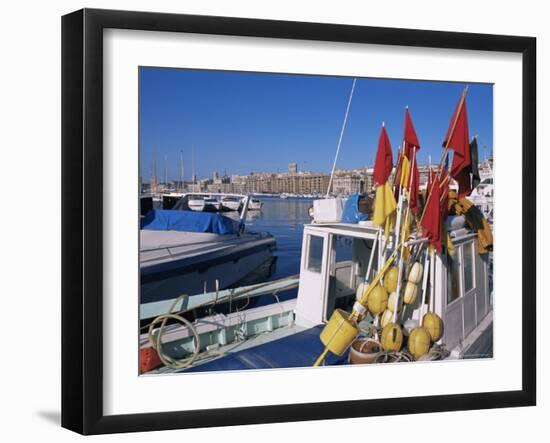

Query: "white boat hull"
<box><xmin>140</xmin><ymin>230</ymin><xmax>276</xmax><ymax>303</ymax></box>
<box><xmin>248</xmin><ymin>201</ymin><xmax>263</xmax><ymax>210</ymax></box>
<box><xmin>221</xmin><ymin>200</ymin><xmax>241</xmax><ymax>211</ymax></box>
<box><xmin>141</xmin><ymin>247</ymin><xmax>274</xmax><ymax>303</ymax></box>
<box><xmin>188</xmin><ymin>200</ymin><xmax>205</xmax><ymax>211</ymax></box>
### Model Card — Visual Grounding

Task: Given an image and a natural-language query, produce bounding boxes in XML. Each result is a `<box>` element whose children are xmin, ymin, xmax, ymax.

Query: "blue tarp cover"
<box><xmin>342</xmin><ymin>193</ymin><xmax>369</xmax><ymax>224</ymax></box>
<box><xmin>183</xmin><ymin>325</ymin><xmax>349</xmax><ymax>372</ymax></box>
<box><xmin>141</xmin><ymin>209</ymin><xmax>236</xmax><ymax>235</ymax></box>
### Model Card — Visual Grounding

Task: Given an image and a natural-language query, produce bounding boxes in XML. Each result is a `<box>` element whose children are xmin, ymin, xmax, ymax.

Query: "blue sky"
<box><xmin>139</xmin><ymin>67</ymin><xmax>493</xmax><ymax>181</ymax></box>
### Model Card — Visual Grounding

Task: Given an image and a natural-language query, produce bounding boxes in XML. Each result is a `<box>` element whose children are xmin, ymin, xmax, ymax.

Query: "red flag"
<box><xmin>403</xmin><ymin>109</ymin><xmax>420</xmax><ymax>214</ymax></box>
<box><xmin>404</xmin><ymin>108</ymin><xmax>420</xmax><ymax>159</ymax></box>
<box><xmin>443</xmin><ymin>95</ymin><xmax>471</xmax><ymax>178</ymax></box>
<box><xmin>421</xmin><ymin>174</ymin><xmax>444</xmax><ymax>254</ymax></box>
<box><xmin>373</xmin><ymin>126</ymin><xmax>393</xmax><ymax>186</ymax></box>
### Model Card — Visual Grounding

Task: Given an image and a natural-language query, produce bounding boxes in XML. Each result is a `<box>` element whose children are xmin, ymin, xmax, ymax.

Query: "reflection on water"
<box><xmin>225</xmin><ymin>197</ymin><xmax>314</xmax><ymax>281</ymax></box>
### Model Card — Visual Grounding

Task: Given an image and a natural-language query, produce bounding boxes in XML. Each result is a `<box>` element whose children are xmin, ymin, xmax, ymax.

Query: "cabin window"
<box><xmin>447</xmin><ymin>253</ymin><xmax>461</xmax><ymax>304</ymax></box>
<box><xmin>327</xmin><ymin>235</ymin><xmax>357</xmax><ymax>313</ymax></box>
<box><xmin>307</xmin><ymin>235</ymin><xmax>324</xmax><ymax>273</ymax></box>
<box><xmin>463</xmin><ymin>242</ymin><xmax>475</xmax><ymax>293</ymax></box>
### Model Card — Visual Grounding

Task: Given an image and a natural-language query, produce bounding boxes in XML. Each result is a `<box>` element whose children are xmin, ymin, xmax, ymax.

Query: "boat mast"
<box><xmin>164</xmin><ymin>155</ymin><xmax>168</xmax><ymax>187</ymax></box>
<box><xmin>152</xmin><ymin>145</ymin><xmax>158</xmax><ymax>193</ymax></box>
<box><xmin>192</xmin><ymin>145</ymin><xmax>196</xmax><ymax>190</ymax></box>
<box><xmin>179</xmin><ymin>150</ymin><xmax>184</xmax><ymax>192</ymax></box>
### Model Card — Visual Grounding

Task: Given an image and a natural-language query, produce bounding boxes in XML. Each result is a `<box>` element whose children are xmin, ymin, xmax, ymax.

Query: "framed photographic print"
<box><xmin>61</xmin><ymin>8</ymin><xmax>536</xmax><ymax>435</ymax></box>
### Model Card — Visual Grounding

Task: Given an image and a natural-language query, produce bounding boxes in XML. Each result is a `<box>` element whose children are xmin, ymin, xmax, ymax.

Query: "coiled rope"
<box><xmin>147</xmin><ymin>287</ymin><xmax>289</xmax><ymax>370</ymax></box>
<box><xmin>147</xmin><ymin>295</ymin><xmax>202</xmax><ymax>370</ymax></box>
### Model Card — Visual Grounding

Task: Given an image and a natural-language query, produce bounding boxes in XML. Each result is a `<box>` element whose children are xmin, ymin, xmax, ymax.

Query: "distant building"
<box><xmin>332</xmin><ymin>170</ymin><xmax>366</xmax><ymax>195</ymax></box>
<box><xmin>187</xmin><ymin>163</ymin><xmax>442</xmax><ymax>197</ymax></box>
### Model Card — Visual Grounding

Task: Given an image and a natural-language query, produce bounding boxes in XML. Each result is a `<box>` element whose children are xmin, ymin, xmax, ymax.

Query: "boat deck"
<box><xmin>182</xmin><ymin>325</ymin><xmax>349</xmax><ymax>373</ymax></box>
<box><xmin>140</xmin><ymin>230</ymin><xmax>274</xmax><ymax>267</ymax></box>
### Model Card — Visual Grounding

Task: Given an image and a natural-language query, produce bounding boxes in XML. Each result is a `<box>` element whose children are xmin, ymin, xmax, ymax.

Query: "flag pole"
<box><xmin>393</xmin><ymin>145</ymin><xmax>417</xmax><ymax>323</ymax></box>
<box><xmin>420</xmin><ymin>86</ymin><xmax>469</xmax><ymax>225</ymax></box>
<box><xmin>419</xmin><ymin>247</ymin><xmax>430</xmax><ymax>319</ymax></box>
<box><xmin>326</xmin><ymin>78</ymin><xmax>357</xmax><ymax>198</ymax></box>
<box><xmin>393</xmin><ymin>139</ymin><xmax>407</xmax><ymax>248</ymax></box>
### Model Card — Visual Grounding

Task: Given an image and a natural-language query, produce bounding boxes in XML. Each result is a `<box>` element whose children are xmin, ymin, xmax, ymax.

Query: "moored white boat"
<box><xmin>187</xmin><ymin>197</ymin><xmax>205</xmax><ymax>211</ymax></box>
<box><xmin>204</xmin><ymin>197</ymin><xmax>221</xmax><ymax>212</ymax></box>
<box><xmin>220</xmin><ymin>196</ymin><xmax>242</xmax><ymax>211</ymax></box>
<box><xmin>140</xmin><ymin>209</ymin><xmax>276</xmax><ymax>304</ymax></box>
<box><xmin>248</xmin><ymin>198</ymin><xmax>263</xmax><ymax>210</ymax></box>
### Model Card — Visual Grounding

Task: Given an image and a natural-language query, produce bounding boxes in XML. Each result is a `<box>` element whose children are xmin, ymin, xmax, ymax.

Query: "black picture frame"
<box><xmin>61</xmin><ymin>8</ymin><xmax>536</xmax><ymax>435</ymax></box>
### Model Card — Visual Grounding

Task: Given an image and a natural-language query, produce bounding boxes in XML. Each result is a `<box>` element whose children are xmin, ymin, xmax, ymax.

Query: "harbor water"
<box><xmin>225</xmin><ymin>196</ymin><xmax>313</xmax><ymax>281</ymax></box>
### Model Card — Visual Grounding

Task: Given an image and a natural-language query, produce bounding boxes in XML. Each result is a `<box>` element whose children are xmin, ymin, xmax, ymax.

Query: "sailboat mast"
<box><xmin>192</xmin><ymin>146</ymin><xmax>196</xmax><ymax>184</ymax></box>
<box><xmin>164</xmin><ymin>155</ymin><xmax>168</xmax><ymax>186</ymax></box>
<box><xmin>180</xmin><ymin>150</ymin><xmax>184</xmax><ymax>191</ymax></box>
<box><xmin>152</xmin><ymin>145</ymin><xmax>158</xmax><ymax>193</ymax></box>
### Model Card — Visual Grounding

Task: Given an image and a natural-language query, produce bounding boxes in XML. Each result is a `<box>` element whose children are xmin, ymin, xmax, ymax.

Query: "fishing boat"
<box><xmin>139</xmin><ymin>213</ymin><xmax>492</xmax><ymax>373</ymax></box>
<box><xmin>140</xmin><ymin>204</ymin><xmax>276</xmax><ymax>305</ymax></box>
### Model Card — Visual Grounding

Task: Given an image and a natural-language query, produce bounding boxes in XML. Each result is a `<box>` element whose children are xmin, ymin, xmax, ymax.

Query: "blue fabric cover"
<box><xmin>183</xmin><ymin>325</ymin><xmax>349</xmax><ymax>372</ymax></box>
<box><xmin>141</xmin><ymin>209</ymin><xmax>236</xmax><ymax>235</ymax></box>
<box><xmin>342</xmin><ymin>193</ymin><xmax>369</xmax><ymax>224</ymax></box>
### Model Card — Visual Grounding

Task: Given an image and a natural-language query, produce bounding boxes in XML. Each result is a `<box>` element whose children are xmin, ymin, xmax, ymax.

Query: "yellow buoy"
<box><xmin>380</xmin><ymin>322</ymin><xmax>403</xmax><ymax>352</ymax></box>
<box><xmin>408</xmin><ymin>262</ymin><xmax>424</xmax><ymax>284</ymax></box>
<box><xmin>408</xmin><ymin>327</ymin><xmax>431</xmax><ymax>359</ymax></box>
<box><xmin>355</xmin><ymin>282</ymin><xmax>367</xmax><ymax>301</ymax></box>
<box><xmin>422</xmin><ymin>312</ymin><xmax>443</xmax><ymax>342</ymax></box>
<box><xmin>387</xmin><ymin>291</ymin><xmax>402</xmax><ymax>313</ymax></box>
<box><xmin>384</xmin><ymin>266</ymin><xmax>399</xmax><ymax>293</ymax></box>
<box><xmin>380</xmin><ymin>309</ymin><xmax>393</xmax><ymax>328</ymax></box>
<box><xmin>320</xmin><ymin>309</ymin><xmax>359</xmax><ymax>356</ymax></box>
<box><xmin>367</xmin><ymin>285</ymin><xmax>388</xmax><ymax>316</ymax></box>
<box><xmin>403</xmin><ymin>281</ymin><xmax>418</xmax><ymax>305</ymax></box>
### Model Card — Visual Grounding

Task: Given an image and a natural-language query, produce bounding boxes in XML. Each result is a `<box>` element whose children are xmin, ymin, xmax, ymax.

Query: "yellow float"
<box><xmin>384</xmin><ymin>266</ymin><xmax>399</xmax><ymax>293</ymax></box>
<box><xmin>319</xmin><ymin>309</ymin><xmax>359</xmax><ymax>356</ymax></box>
<box><xmin>408</xmin><ymin>327</ymin><xmax>431</xmax><ymax>359</ymax></box>
<box><xmin>422</xmin><ymin>312</ymin><xmax>443</xmax><ymax>342</ymax></box>
<box><xmin>403</xmin><ymin>281</ymin><xmax>418</xmax><ymax>305</ymax></box>
<box><xmin>380</xmin><ymin>322</ymin><xmax>403</xmax><ymax>352</ymax></box>
<box><xmin>387</xmin><ymin>291</ymin><xmax>402</xmax><ymax>313</ymax></box>
<box><xmin>380</xmin><ymin>309</ymin><xmax>393</xmax><ymax>328</ymax></box>
<box><xmin>408</xmin><ymin>262</ymin><xmax>424</xmax><ymax>284</ymax></box>
<box><xmin>367</xmin><ymin>285</ymin><xmax>388</xmax><ymax>316</ymax></box>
